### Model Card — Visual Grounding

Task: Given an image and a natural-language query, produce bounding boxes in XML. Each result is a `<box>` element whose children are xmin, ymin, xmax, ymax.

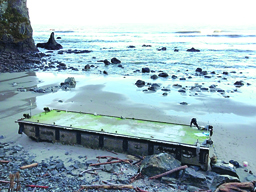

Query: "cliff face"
<box><xmin>0</xmin><ymin>0</ymin><xmax>37</xmax><ymax>52</ymax></box>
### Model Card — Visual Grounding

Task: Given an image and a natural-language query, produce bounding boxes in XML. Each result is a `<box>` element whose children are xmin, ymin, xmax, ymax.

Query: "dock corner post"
<box><xmin>76</xmin><ymin>132</ymin><xmax>81</xmax><ymax>145</ymax></box>
<box><xmin>99</xmin><ymin>135</ymin><xmax>104</xmax><ymax>148</ymax></box>
<box><xmin>148</xmin><ymin>142</ymin><xmax>154</xmax><ymax>155</ymax></box>
<box><xmin>35</xmin><ymin>126</ymin><xmax>40</xmax><ymax>141</ymax></box>
<box><xmin>176</xmin><ymin>146</ymin><xmax>182</xmax><ymax>161</ymax></box>
<box><xmin>18</xmin><ymin>123</ymin><xmax>24</xmax><ymax>134</ymax></box>
<box><xmin>123</xmin><ymin>139</ymin><xmax>128</xmax><ymax>152</ymax></box>
<box><xmin>55</xmin><ymin>129</ymin><xmax>60</xmax><ymax>141</ymax></box>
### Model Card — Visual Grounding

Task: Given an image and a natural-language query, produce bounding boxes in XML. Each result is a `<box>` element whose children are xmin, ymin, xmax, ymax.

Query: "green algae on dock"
<box><xmin>27</xmin><ymin>109</ymin><xmax>208</xmax><ymax>145</ymax></box>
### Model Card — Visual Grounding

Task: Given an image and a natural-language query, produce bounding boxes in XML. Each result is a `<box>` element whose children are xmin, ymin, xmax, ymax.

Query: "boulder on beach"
<box><xmin>140</xmin><ymin>153</ymin><xmax>181</xmax><ymax>178</ymax></box>
<box><xmin>60</xmin><ymin>77</ymin><xmax>76</xmax><ymax>88</ymax></box>
<box><xmin>37</xmin><ymin>32</ymin><xmax>63</xmax><ymax>50</ymax></box>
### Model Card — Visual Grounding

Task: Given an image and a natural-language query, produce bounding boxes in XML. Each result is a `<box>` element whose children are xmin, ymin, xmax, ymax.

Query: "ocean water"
<box><xmin>32</xmin><ymin>23</ymin><xmax>256</xmax><ymax>79</ymax></box>
<box><xmin>32</xmin><ymin>23</ymin><xmax>256</xmax><ymax>125</ymax></box>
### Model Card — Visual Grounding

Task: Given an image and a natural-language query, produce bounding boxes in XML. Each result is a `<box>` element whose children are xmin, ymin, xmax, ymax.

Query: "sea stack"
<box><xmin>0</xmin><ymin>0</ymin><xmax>37</xmax><ymax>52</ymax></box>
<box><xmin>37</xmin><ymin>32</ymin><xmax>63</xmax><ymax>50</ymax></box>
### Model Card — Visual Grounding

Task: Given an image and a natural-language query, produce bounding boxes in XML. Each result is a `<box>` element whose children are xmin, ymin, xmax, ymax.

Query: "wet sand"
<box><xmin>0</xmin><ymin>72</ymin><xmax>255</xmax><ymax>174</ymax></box>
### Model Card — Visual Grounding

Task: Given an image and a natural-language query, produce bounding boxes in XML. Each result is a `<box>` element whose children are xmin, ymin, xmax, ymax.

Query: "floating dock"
<box><xmin>16</xmin><ymin>109</ymin><xmax>210</xmax><ymax>170</ymax></box>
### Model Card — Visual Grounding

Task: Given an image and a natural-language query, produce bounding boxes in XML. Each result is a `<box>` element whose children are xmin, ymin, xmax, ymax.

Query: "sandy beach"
<box><xmin>0</xmin><ymin>71</ymin><xmax>256</xmax><ymax>175</ymax></box>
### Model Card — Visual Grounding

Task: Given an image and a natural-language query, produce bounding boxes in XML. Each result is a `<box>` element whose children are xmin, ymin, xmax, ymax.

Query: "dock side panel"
<box><xmin>103</xmin><ymin>135</ymin><xmax>124</xmax><ymax>153</ymax></box>
<box><xmin>81</xmin><ymin>132</ymin><xmax>100</xmax><ymax>149</ymax></box>
<box><xmin>39</xmin><ymin>126</ymin><xmax>56</xmax><ymax>142</ymax></box>
<box><xmin>23</xmin><ymin>124</ymin><xmax>36</xmax><ymax>140</ymax></box>
<box><xmin>59</xmin><ymin>130</ymin><xmax>77</xmax><ymax>145</ymax></box>
<box><xmin>127</xmin><ymin>140</ymin><xmax>148</xmax><ymax>156</ymax></box>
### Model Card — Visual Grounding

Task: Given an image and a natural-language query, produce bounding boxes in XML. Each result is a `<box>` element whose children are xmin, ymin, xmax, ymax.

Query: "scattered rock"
<box><xmin>211</xmin><ymin>161</ymin><xmax>239</xmax><ymax>178</ymax></box>
<box><xmin>234</xmin><ymin>81</ymin><xmax>244</xmax><ymax>87</ymax></box>
<box><xmin>150</xmin><ymin>74</ymin><xmax>158</xmax><ymax>80</ymax></box>
<box><xmin>111</xmin><ymin>57</ymin><xmax>121</xmax><ymax>64</ymax></box>
<box><xmin>158</xmin><ymin>72</ymin><xmax>169</xmax><ymax>78</ymax></box>
<box><xmin>195</xmin><ymin>68</ymin><xmax>203</xmax><ymax>73</ymax></box>
<box><xmin>84</xmin><ymin>64</ymin><xmax>90</xmax><ymax>71</ymax></box>
<box><xmin>180</xmin><ymin>167</ymin><xmax>208</xmax><ymax>189</ymax></box>
<box><xmin>142</xmin><ymin>44</ymin><xmax>152</xmax><ymax>47</ymax></box>
<box><xmin>103</xmin><ymin>59</ymin><xmax>111</xmax><ymax>65</ymax></box>
<box><xmin>142</xmin><ymin>67</ymin><xmax>150</xmax><ymax>73</ymax></box>
<box><xmin>157</xmin><ymin>47</ymin><xmax>167</xmax><ymax>51</ymax></box>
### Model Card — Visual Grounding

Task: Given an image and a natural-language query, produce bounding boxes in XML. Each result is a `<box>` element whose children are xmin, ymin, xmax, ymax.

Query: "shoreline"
<box><xmin>0</xmin><ymin>71</ymin><xmax>255</xmax><ymax>175</ymax></box>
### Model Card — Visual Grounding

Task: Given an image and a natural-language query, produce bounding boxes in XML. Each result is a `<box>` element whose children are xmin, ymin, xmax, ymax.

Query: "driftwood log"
<box><xmin>149</xmin><ymin>165</ymin><xmax>188</xmax><ymax>180</ymax></box>
<box><xmin>215</xmin><ymin>181</ymin><xmax>256</xmax><ymax>192</ymax></box>
<box><xmin>80</xmin><ymin>184</ymin><xmax>133</xmax><ymax>190</ymax></box>
<box><xmin>90</xmin><ymin>159</ymin><xmax>132</xmax><ymax>166</ymax></box>
<box><xmin>0</xmin><ymin>160</ymin><xmax>10</xmax><ymax>163</ymax></box>
<box><xmin>20</xmin><ymin>163</ymin><xmax>38</xmax><ymax>170</ymax></box>
<box><xmin>26</xmin><ymin>185</ymin><xmax>49</xmax><ymax>189</ymax></box>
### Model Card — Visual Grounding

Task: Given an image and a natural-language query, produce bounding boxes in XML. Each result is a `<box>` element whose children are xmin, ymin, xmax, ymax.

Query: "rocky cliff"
<box><xmin>0</xmin><ymin>0</ymin><xmax>37</xmax><ymax>53</ymax></box>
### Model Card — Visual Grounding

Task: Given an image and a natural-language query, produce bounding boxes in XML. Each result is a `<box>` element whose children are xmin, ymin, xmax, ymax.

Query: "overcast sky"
<box><xmin>27</xmin><ymin>0</ymin><xmax>255</xmax><ymax>28</ymax></box>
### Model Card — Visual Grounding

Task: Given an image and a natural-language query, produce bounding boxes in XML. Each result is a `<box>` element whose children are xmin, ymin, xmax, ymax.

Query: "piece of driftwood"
<box><xmin>149</xmin><ymin>165</ymin><xmax>188</xmax><ymax>180</ymax></box>
<box><xmin>90</xmin><ymin>159</ymin><xmax>132</xmax><ymax>166</ymax></box>
<box><xmin>80</xmin><ymin>184</ymin><xmax>133</xmax><ymax>189</ymax></box>
<box><xmin>20</xmin><ymin>163</ymin><xmax>38</xmax><ymax>170</ymax></box>
<box><xmin>0</xmin><ymin>160</ymin><xmax>10</xmax><ymax>163</ymax></box>
<box><xmin>135</xmin><ymin>187</ymin><xmax>149</xmax><ymax>192</ymax></box>
<box><xmin>79</xmin><ymin>168</ymin><xmax>102</xmax><ymax>176</ymax></box>
<box><xmin>0</xmin><ymin>180</ymin><xmax>16</xmax><ymax>184</ymax></box>
<box><xmin>26</xmin><ymin>185</ymin><xmax>49</xmax><ymax>189</ymax></box>
<box><xmin>215</xmin><ymin>181</ymin><xmax>255</xmax><ymax>192</ymax></box>
<box><xmin>130</xmin><ymin>172</ymin><xmax>143</xmax><ymax>183</ymax></box>
<box><xmin>106</xmin><ymin>150</ymin><xmax>118</xmax><ymax>155</ymax></box>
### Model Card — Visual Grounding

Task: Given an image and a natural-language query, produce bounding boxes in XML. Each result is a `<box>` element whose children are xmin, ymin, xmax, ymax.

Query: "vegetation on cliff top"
<box><xmin>0</xmin><ymin>0</ymin><xmax>29</xmax><ymax>42</ymax></box>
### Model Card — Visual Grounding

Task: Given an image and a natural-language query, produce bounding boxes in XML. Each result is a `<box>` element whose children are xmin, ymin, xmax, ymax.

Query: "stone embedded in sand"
<box><xmin>135</xmin><ymin>80</ymin><xmax>145</xmax><ymax>87</ymax></box>
<box><xmin>60</xmin><ymin>77</ymin><xmax>76</xmax><ymax>88</ymax></box>
<box><xmin>37</xmin><ymin>32</ymin><xmax>63</xmax><ymax>50</ymax></box>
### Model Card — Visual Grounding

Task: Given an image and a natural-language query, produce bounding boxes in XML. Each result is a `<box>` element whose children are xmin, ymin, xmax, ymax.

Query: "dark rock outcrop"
<box><xmin>37</xmin><ymin>32</ymin><xmax>63</xmax><ymax>50</ymax></box>
<box><xmin>0</xmin><ymin>0</ymin><xmax>37</xmax><ymax>53</ymax></box>
<box><xmin>187</xmin><ymin>47</ymin><xmax>200</xmax><ymax>52</ymax></box>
